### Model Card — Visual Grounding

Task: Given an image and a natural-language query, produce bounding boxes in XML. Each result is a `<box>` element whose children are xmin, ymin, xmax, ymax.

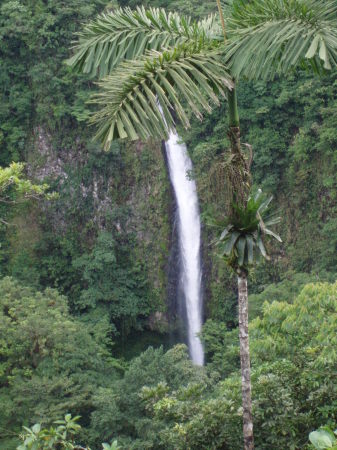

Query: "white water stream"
<box><xmin>165</xmin><ymin>130</ymin><xmax>204</xmax><ymax>366</ymax></box>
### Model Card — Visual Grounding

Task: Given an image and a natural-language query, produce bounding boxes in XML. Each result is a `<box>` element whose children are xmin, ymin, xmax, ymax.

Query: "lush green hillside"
<box><xmin>0</xmin><ymin>0</ymin><xmax>336</xmax><ymax>449</ymax></box>
<box><xmin>183</xmin><ymin>72</ymin><xmax>337</xmax><ymax>323</ymax></box>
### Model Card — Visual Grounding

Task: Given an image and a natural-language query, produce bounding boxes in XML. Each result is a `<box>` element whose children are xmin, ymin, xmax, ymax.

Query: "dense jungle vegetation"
<box><xmin>0</xmin><ymin>0</ymin><xmax>336</xmax><ymax>449</ymax></box>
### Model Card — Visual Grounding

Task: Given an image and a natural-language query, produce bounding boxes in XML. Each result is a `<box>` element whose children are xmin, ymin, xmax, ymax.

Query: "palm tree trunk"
<box><xmin>228</xmin><ymin>86</ymin><xmax>254</xmax><ymax>450</ymax></box>
<box><xmin>228</xmin><ymin>88</ymin><xmax>240</xmax><ymax>128</ymax></box>
<box><xmin>238</xmin><ymin>270</ymin><xmax>254</xmax><ymax>450</ymax></box>
<box><xmin>215</xmin><ymin>3</ymin><xmax>254</xmax><ymax>446</ymax></box>
<box><xmin>227</xmin><ymin>87</ymin><xmax>250</xmax><ymax>210</ymax></box>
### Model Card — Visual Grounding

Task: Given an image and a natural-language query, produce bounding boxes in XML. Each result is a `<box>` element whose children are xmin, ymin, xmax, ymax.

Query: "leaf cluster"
<box><xmin>0</xmin><ymin>163</ymin><xmax>56</xmax><ymax>206</ymax></box>
<box><xmin>226</xmin><ymin>0</ymin><xmax>337</xmax><ymax>79</ymax></box>
<box><xmin>67</xmin><ymin>0</ymin><xmax>337</xmax><ymax>145</ymax></box>
<box><xmin>73</xmin><ymin>231</ymin><xmax>152</xmax><ymax>338</ymax></box>
<box><xmin>213</xmin><ymin>189</ymin><xmax>281</xmax><ymax>270</ymax></box>
<box><xmin>90</xmin><ymin>42</ymin><xmax>232</xmax><ymax>147</ymax></box>
<box><xmin>66</xmin><ymin>6</ymin><xmax>233</xmax><ymax>143</ymax></box>
<box><xmin>0</xmin><ymin>277</ymin><xmax>118</xmax><ymax>448</ymax></box>
<box><xmin>17</xmin><ymin>414</ymin><xmax>120</xmax><ymax>450</ymax></box>
<box><xmin>67</xmin><ymin>6</ymin><xmax>216</xmax><ymax>76</ymax></box>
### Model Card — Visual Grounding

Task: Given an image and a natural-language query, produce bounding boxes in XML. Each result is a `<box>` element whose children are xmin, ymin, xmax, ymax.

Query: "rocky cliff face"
<box><xmin>19</xmin><ymin>126</ymin><xmax>173</xmax><ymax>319</ymax></box>
<box><xmin>27</xmin><ymin>126</ymin><xmax>114</xmax><ymax>231</ymax></box>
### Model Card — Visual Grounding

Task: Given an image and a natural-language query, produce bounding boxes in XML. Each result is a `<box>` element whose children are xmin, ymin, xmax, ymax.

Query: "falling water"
<box><xmin>165</xmin><ymin>130</ymin><xmax>204</xmax><ymax>366</ymax></box>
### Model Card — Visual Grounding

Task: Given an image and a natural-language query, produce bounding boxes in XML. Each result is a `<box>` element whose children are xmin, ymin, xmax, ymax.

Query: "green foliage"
<box><xmin>17</xmin><ymin>414</ymin><xmax>120</xmax><ymax>450</ymax></box>
<box><xmin>5</xmin><ymin>281</ymin><xmax>337</xmax><ymax>449</ymax></box>
<box><xmin>102</xmin><ymin>441</ymin><xmax>120</xmax><ymax>450</ymax></box>
<box><xmin>0</xmin><ymin>162</ymin><xmax>56</xmax><ymax>235</ymax></box>
<box><xmin>89</xmin><ymin>344</ymin><xmax>210</xmax><ymax>449</ymax></box>
<box><xmin>182</xmin><ymin>72</ymin><xmax>337</xmax><ymax>321</ymax></box>
<box><xmin>0</xmin><ymin>277</ymin><xmax>117</xmax><ymax>449</ymax></box>
<box><xmin>248</xmin><ymin>270</ymin><xmax>336</xmax><ymax>320</ymax></box>
<box><xmin>143</xmin><ymin>281</ymin><xmax>337</xmax><ymax>449</ymax></box>
<box><xmin>67</xmin><ymin>6</ymin><xmax>216</xmax><ymax>75</ymax></box>
<box><xmin>202</xmin><ymin>270</ymin><xmax>335</xmax><ymax>375</ymax></box>
<box><xmin>1</xmin><ymin>1</ymin><xmax>337</xmax><ymax>448</ymax></box>
<box><xmin>0</xmin><ymin>0</ymin><xmax>108</xmax><ymax>164</ymax></box>
<box><xmin>0</xmin><ymin>162</ymin><xmax>53</xmax><ymax>202</ymax></box>
<box><xmin>117</xmin><ymin>0</ymin><xmax>217</xmax><ymax>19</ymax></box>
<box><xmin>18</xmin><ymin>414</ymin><xmax>82</xmax><ymax>450</ymax></box>
<box><xmin>67</xmin><ymin>0</ymin><xmax>337</xmax><ymax>148</ymax></box>
<box><xmin>201</xmin><ymin>319</ymin><xmax>239</xmax><ymax>376</ymax></box>
<box><xmin>212</xmin><ymin>189</ymin><xmax>281</xmax><ymax>270</ymax></box>
<box><xmin>251</xmin><ymin>282</ymin><xmax>337</xmax><ymax>370</ymax></box>
<box><xmin>88</xmin><ymin>42</ymin><xmax>231</xmax><ymax>146</ymax></box>
<box><xmin>73</xmin><ymin>231</ymin><xmax>152</xmax><ymax>338</ymax></box>
<box><xmin>27</xmin><ymin>146</ymin><xmax>127</xmax><ymax>299</ymax></box>
<box><xmin>226</xmin><ymin>0</ymin><xmax>337</xmax><ymax>79</ymax></box>
<box><xmin>66</xmin><ymin>5</ymin><xmax>232</xmax><ymax>145</ymax></box>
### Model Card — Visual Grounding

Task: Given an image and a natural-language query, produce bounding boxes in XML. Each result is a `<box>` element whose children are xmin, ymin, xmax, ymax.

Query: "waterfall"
<box><xmin>165</xmin><ymin>130</ymin><xmax>204</xmax><ymax>366</ymax></box>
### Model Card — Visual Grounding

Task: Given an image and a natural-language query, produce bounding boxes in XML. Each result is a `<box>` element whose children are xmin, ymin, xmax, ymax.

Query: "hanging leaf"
<box><xmin>237</xmin><ymin>236</ymin><xmax>246</xmax><ymax>266</ymax></box>
<box><xmin>246</xmin><ymin>234</ymin><xmax>254</xmax><ymax>264</ymax></box>
<box><xmin>222</xmin><ymin>230</ymin><xmax>240</xmax><ymax>255</ymax></box>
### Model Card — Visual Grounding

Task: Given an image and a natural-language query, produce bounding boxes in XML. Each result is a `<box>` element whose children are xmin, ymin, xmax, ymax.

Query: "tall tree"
<box><xmin>67</xmin><ymin>2</ymin><xmax>337</xmax><ymax>448</ymax></box>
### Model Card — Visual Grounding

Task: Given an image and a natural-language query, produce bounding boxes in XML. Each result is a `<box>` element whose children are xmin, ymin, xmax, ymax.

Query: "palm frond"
<box><xmin>67</xmin><ymin>6</ymin><xmax>217</xmax><ymax>77</ymax></box>
<box><xmin>225</xmin><ymin>0</ymin><xmax>337</xmax><ymax>80</ymax></box>
<box><xmin>89</xmin><ymin>43</ymin><xmax>233</xmax><ymax>148</ymax></box>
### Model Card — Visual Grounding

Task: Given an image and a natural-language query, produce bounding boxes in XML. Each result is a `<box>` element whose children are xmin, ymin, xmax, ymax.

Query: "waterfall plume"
<box><xmin>165</xmin><ymin>131</ymin><xmax>204</xmax><ymax>366</ymax></box>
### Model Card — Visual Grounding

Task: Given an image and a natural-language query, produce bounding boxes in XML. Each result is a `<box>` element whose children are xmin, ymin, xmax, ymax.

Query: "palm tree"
<box><xmin>67</xmin><ymin>2</ymin><xmax>337</xmax><ymax>449</ymax></box>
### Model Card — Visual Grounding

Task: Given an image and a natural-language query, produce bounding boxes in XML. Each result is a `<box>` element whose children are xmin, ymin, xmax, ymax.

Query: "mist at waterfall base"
<box><xmin>165</xmin><ymin>130</ymin><xmax>205</xmax><ymax>366</ymax></box>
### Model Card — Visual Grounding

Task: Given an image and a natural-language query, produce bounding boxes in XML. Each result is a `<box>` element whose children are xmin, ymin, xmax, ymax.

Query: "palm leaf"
<box><xmin>67</xmin><ymin>6</ymin><xmax>217</xmax><ymax>77</ymax></box>
<box><xmin>246</xmin><ymin>234</ymin><xmax>254</xmax><ymax>264</ymax></box>
<box><xmin>264</xmin><ymin>213</ymin><xmax>282</xmax><ymax>227</ymax></box>
<box><xmin>89</xmin><ymin>43</ymin><xmax>233</xmax><ymax>148</ymax></box>
<box><xmin>219</xmin><ymin>224</ymin><xmax>233</xmax><ymax>240</ymax></box>
<box><xmin>222</xmin><ymin>230</ymin><xmax>240</xmax><ymax>255</ymax></box>
<box><xmin>225</xmin><ymin>0</ymin><xmax>337</xmax><ymax>80</ymax></box>
<box><xmin>264</xmin><ymin>227</ymin><xmax>282</xmax><ymax>243</ymax></box>
<box><xmin>237</xmin><ymin>236</ymin><xmax>246</xmax><ymax>266</ymax></box>
<box><xmin>256</xmin><ymin>233</ymin><xmax>267</xmax><ymax>258</ymax></box>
